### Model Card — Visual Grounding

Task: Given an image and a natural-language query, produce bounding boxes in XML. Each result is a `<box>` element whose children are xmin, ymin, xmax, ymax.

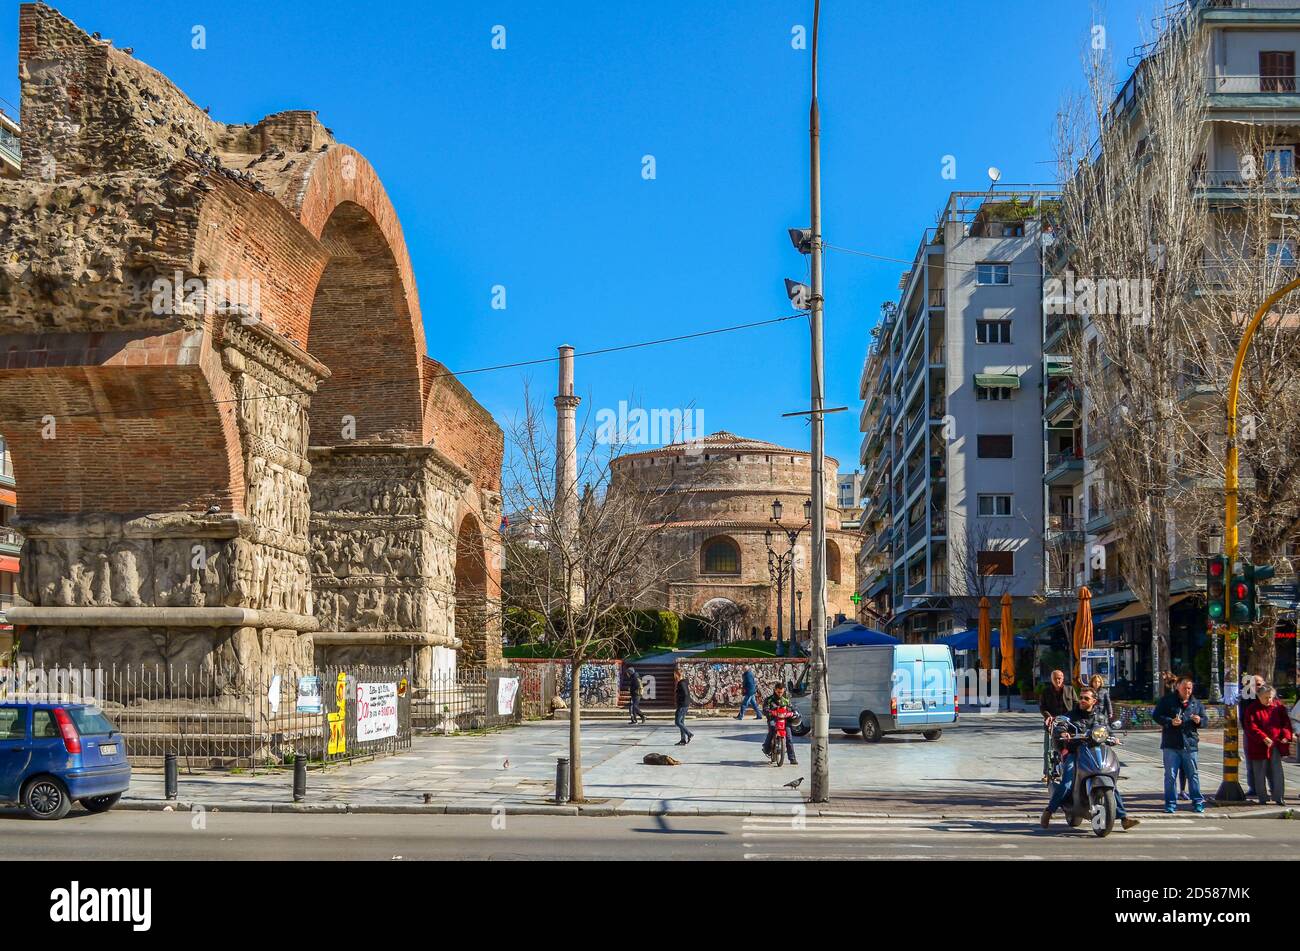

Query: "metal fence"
<box><xmin>1</xmin><ymin>663</ymin><xmax>413</xmax><ymax>771</ymax></box>
<box><xmin>411</xmin><ymin>666</ymin><xmax>526</xmax><ymax>732</ymax></box>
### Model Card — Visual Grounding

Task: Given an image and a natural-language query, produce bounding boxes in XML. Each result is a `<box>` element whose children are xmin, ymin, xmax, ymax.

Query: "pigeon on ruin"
<box><xmin>783</xmin><ymin>777</ymin><xmax>804</xmax><ymax>789</ymax></box>
<box><xmin>204</xmin><ymin>505</ymin><xmax>220</xmax><ymax>515</ymax></box>
<box><xmin>122</xmin><ymin>47</ymin><xmax>134</xmax><ymax>55</ymax></box>
<box><xmin>501</xmin><ymin>758</ymin><xmax>510</xmax><ymax>770</ymax></box>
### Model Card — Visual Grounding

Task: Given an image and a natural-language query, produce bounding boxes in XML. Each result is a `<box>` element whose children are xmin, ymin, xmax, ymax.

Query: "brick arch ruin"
<box><xmin>0</xmin><ymin>4</ymin><xmax>503</xmax><ymax>691</ymax></box>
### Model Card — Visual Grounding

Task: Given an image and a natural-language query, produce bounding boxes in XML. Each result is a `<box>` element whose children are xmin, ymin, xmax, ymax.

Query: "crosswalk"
<box><xmin>739</xmin><ymin>814</ymin><xmax>1256</xmax><ymax>859</ymax></box>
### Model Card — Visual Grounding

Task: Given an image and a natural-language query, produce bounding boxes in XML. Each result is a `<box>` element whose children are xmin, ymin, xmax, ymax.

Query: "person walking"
<box><xmin>673</xmin><ymin>670</ymin><xmax>693</xmax><ymax>746</ymax></box>
<box><xmin>1152</xmin><ymin>674</ymin><xmax>1207</xmax><ymax>814</ymax></box>
<box><xmin>625</xmin><ymin>665</ymin><xmax>647</xmax><ymax>725</ymax></box>
<box><xmin>1089</xmin><ymin>673</ymin><xmax>1114</xmax><ymax>724</ymax></box>
<box><xmin>1039</xmin><ymin>670</ymin><xmax>1078</xmax><ymax>782</ymax></box>
<box><xmin>736</xmin><ymin>666</ymin><xmax>763</xmax><ymax>720</ymax></box>
<box><xmin>1244</xmin><ymin>683</ymin><xmax>1293</xmax><ymax>806</ymax></box>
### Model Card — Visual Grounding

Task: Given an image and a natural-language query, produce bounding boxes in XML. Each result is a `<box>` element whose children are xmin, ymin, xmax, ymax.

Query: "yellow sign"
<box><xmin>327</xmin><ymin>672</ymin><xmax>347</xmax><ymax>756</ymax></box>
<box><xmin>398</xmin><ymin>677</ymin><xmax>408</xmax><ymax>698</ymax></box>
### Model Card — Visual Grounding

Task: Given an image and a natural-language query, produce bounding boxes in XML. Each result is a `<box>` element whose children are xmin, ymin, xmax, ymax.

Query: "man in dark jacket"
<box><xmin>736</xmin><ymin>666</ymin><xmax>763</xmax><ymax>720</ymax></box>
<box><xmin>1040</xmin><ymin>687</ymin><xmax>1139</xmax><ymax>830</ymax></box>
<box><xmin>626</xmin><ymin>666</ymin><xmax>647</xmax><ymax>724</ymax></box>
<box><xmin>1039</xmin><ymin>670</ymin><xmax>1078</xmax><ymax>782</ymax></box>
<box><xmin>761</xmin><ymin>683</ymin><xmax>798</xmax><ymax>765</ymax></box>
<box><xmin>1152</xmin><ymin>674</ymin><xmax>1206</xmax><ymax>813</ymax></box>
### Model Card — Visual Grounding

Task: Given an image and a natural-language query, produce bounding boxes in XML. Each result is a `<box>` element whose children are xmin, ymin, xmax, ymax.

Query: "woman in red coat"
<box><xmin>1244</xmin><ymin>684</ymin><xmax>1293</xmax><ymax>805</ymax></box>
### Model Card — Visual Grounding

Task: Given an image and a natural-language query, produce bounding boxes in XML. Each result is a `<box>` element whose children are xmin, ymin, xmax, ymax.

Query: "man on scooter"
<box><xmin>761</xmin><ymin>683</ymin><xmax>799</xmax><ymax>766</ymax></box>
<box><xmin>1039</xmin><ymin>687</ymin><xmax>1140</xmax><ymax>831</ymax></box>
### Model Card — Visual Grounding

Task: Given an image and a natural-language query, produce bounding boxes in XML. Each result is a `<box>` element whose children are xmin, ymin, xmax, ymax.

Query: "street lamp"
<box><xmin>766</xmin><ymin>497</ymin><xmax>813</xmax><ymax>657</ymax></box>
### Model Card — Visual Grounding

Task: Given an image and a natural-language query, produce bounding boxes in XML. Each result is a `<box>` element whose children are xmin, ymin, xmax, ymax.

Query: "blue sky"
<box><xmin>1</xmin><ymin>0</ymin><xmax>1152</xmax><ymax>471</ymax></box>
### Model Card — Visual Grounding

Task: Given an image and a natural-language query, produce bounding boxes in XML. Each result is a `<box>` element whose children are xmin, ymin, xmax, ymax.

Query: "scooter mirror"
<box><xmin>1110</xmin><ymin>720</ymin><xmax>1122</xmax><ymax>731</ymax></box>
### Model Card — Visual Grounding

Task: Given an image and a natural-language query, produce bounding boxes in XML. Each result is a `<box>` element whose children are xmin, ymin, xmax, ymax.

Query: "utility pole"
<box><xmin>807</xmin><ymin>0</ymin><xmax>830</xmax><ymax>802</ymax></box>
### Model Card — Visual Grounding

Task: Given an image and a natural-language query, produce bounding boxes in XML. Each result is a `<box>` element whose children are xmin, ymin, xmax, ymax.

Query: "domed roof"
<box><xmin>615</xmin><ymin>430</ymin><xmax>814</xmax><ymax>462</ymax></box>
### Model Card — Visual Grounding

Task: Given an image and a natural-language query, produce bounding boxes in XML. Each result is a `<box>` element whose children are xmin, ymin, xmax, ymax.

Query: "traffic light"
<box><xmin>1206</xmin><ymin>555</ymin><xmax>1226</xmax><ymax>623</ymax></box>
<box><xmin>1246</xmin><ymin>562</ymin><xmax>1277</xmax><ymax>622</ymax></box>
<box><xmin>1230</xmin><ymin>572</ymin><xmax>1252</xmax><ymax>624</ymax></box>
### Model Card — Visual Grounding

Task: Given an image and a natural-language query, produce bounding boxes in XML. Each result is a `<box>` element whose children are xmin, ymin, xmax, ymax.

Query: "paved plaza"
<box><xmin>119</xmin><ymin>713</ymin><xmax>1297</xmax><ymax>819</ymax></box>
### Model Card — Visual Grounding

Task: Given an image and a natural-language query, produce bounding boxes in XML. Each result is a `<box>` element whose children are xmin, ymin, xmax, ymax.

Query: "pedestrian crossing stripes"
<box><xmin>739</xmin><ymin>815</ymin><xmax>1255</xmax><ymax>859</ymax></box>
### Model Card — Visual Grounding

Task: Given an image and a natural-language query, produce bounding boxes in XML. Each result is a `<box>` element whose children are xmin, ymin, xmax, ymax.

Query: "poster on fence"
<box><xmin>296</xmin><ymin>676</ymin><xmax>323</xmax><ymax>714</ymax></box>
<box><xmin>497</xmin><ymin>676</ymin><xmax>519</xmax><ymax>716</ymax></box>
<box><xmin>355</xmin><ymin>681</ymin><xmax>398</xmax><ymax>741</ymax></box>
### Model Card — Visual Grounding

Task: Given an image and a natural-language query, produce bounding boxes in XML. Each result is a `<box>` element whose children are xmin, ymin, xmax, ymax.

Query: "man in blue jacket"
<box><xmin>736</xmin><ymin>666</ymin><xmax>763</xmax><ymax>720</ymax></box>
<box><xmin>1152</xmin><ymin>674</ymin><xmax>1207</xmax><ymax>814</ymax></box>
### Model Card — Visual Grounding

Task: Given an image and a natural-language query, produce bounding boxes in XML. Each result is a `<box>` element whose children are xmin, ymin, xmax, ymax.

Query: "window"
<box><xmin>1260</xmin><ymin>51</ymin><xmax>1296</xmax><ymax>93</ymax></box>
<box><xmin>977</xmin><ymin>550</ymin><xmax>1015</xmax><ymax>576</ymax></box>
<box><xmin>977</xmin><ymin>434</ymin><xmax>1013</xmax><ymax>458</ymax></box>
<box><xmin>701</xmin><ymin>537</ymin><xmax>740</xmax><ymax>575</ymax></box>
<box><xmin>0</xmin><ymin>707</ymin><xmax>23</xmax><ymax>739</ymax></box>
<box><xmin>32</xmin><ymin>710</ymin><xmax>58</xmax><ymax>739</ymax></box>
<box><xmin>976</xmin><ymin>385</ymin><xmax>1013</xmax><ymax>401</ymax></box>
<box><xmin>1266</xmin><ymin>146</ymin><xmax>1296</xmax><ymax>181</ymax></box>
<box><xmin>826</xmin><ymin>541</ymin><xmax>842</xmax><ymax>584</ymax></box>
<box><xmin>978</xmin><ymin>494</ymin><xmax>1013</xmax><ymax>517</ymax></box>
<box><xmin>976</xmin><ymin>320</ymin><xmax>1011</xmax><ymax>344</ymax></box>
<box><xmin>1268</xmin><ymin>239</ymin><xmax>1296</xmax><ymax>267</ymax></box>
<box><xmin>976</xmin><ymin>263</ymin><xmax>1010</xmax><ymax>285</ymax></box>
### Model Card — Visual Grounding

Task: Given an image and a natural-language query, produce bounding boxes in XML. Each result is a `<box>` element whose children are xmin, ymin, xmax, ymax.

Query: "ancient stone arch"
<box><xmin>453</xmin><ymin>514</ymin><xmax>491</xmax><ymax>667</ymax></box>
<box><xmin>0</xmin><ymin>4</ymin><xmax>503</xmax><ymax>690</ymax></box>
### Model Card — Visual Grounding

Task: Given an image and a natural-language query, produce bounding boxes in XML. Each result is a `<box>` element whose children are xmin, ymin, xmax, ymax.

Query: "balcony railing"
<box><xmin>930</xmin><ymin>512</ymin><xmax>947</xmax><ymax>536</ymax></box>
<box><xmin>906</xmin><ymin>466</ymin><xmax>926</xmax><ymax>496</ymax></box>
<box><xmin>927</xmin><ymin>289</ymin><xmax>946</xmax><ymax>308</ymax></box>
<box><xmin>0</xmin><ymin>126</ymin><xmax>17</xmax><ymax>166</ymax></box>
<box><xmin>1207</xmin><ymin>74</ymin><xmax>1298</xmax><ymax>95</ymax></box>
<box><xmin>0</xmin><ymin>527</ymin><xmax>22</xmax><ymax>549</ymax></box>
<box><xmin>906</xmin><ymin>521</ymin><xmax>926</xmax><ymax>549</ymax></box>
<box><xmin>1087</xmin><ymin>573</ymin><xmax>1128</xmax><ymax>596</ymax></box>
<box><xmin>1046</xmin><ymin>513</ymin><xmax>1083</xmax><ymax>533</ymax></box>
<box><xmin>1194</xmin><ymin>169</ymin><xmax>1300</xmax><ymax>191</ymax></box>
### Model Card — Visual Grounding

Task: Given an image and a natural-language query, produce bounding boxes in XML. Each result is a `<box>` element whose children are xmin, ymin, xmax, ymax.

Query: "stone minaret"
<box><xmin>554</xmin><ymin>346</ymin><xmax>582</xmax><ymax>605</ymax></box>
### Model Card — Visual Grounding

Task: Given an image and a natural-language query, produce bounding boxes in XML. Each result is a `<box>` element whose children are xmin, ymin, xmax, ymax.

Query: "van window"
<box><xmin>0</xmin><ymin>708</ymin><xmax>23</xmax><ymax>739</ymax></box>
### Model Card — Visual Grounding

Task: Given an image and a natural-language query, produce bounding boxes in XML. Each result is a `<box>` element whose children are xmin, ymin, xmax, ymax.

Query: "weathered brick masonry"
<box><xmin>0</xmin><ymin>4</ymin><xmax>503</xmax><ymax>692</ymax></box>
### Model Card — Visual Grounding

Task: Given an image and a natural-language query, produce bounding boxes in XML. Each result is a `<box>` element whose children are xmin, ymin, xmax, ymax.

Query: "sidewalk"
<box><xmin>120</xmin><ymin>716</ymin><xmax>1298</xmax><ymax>820</ymax></box>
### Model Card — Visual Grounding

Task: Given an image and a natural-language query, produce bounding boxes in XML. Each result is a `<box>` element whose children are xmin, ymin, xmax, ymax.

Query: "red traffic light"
<box><xmin>1209</xmin><ymin>560</ymin><xmax>1224</xmax><ymax>577</ymax></box>
<box><xmin>1234</xmin><ymin>582</ymin><xmax>1249</xmax><ymax>599</ymax></box>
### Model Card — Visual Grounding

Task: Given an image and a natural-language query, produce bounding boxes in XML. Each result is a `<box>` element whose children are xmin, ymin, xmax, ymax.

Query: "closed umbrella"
<box><xmin>1072</xmin><ymin>586</ymin><xmax>1094</xmax><ymax>686</ymax></box>
<box><xmin>999</xmin><ymin>593</ymin><xmax>1014</xmax><ymax>690</ymax></box>
<box><xmin>978</xmin><ymin>596</ymin><xmax>992</xmax><ymax>673</ymax></box>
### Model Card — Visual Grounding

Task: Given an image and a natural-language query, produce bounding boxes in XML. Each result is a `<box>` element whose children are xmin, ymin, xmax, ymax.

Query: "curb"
<box><xmin>118</xmin><ymin>798</ymin><xmax>1285</xmax><ymax>820</ymax></box>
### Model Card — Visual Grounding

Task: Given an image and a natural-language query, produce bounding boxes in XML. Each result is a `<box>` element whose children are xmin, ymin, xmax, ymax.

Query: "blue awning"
<box><xmin>827</xmin><ymin>622</ymin><xmax>900</xmax><ymax>646</ymax></box>
<box><xmin>940</xmin><ymin>628</ymin><xmax>1030</xmax><ymax>652</ymax></box>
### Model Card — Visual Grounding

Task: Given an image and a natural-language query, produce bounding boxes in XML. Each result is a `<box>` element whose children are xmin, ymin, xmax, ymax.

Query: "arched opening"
<box><xmin>701</xmin><ymin>597</ymin><xmax>746</xmax><ymax>643</ymax></box>
<box><xmin>454</xmin><ymin>515</ymin><xmax>489</xmax><ymax>666</ymax></box>
<box><xmin>307</xmin><ymin>201</ymin><xmax>424</xmax><ymax>445</ymax></box>
<box><xmin>826</xmin><ymin>540</ymin><xmax>842</xmax><ymax>584</ymax></box>
<box><xmin>701</xmin><ymin>536</ymin><xmax>741</xmax><ymax>576</ymax></box>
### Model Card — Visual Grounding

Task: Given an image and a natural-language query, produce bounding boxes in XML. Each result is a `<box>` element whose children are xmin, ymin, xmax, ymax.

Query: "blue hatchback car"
<box><xmin>0</xmin><ymin>702</ymin><xmax>131</xmax><ymax>819</ymax></box>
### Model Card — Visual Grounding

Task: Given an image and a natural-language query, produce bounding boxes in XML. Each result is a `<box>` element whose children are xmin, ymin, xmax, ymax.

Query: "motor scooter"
<box><xmin>1050</xmin><ymin>715</ymin><xmax>1126</xmax><ymax>837</ymax></box>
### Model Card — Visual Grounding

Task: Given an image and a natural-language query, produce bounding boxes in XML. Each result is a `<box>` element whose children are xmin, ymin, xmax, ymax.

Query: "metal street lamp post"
<box><xmin>766</xmin><ymin>498</ymin><xmax>812</xmax><ymax>658</ymax></box>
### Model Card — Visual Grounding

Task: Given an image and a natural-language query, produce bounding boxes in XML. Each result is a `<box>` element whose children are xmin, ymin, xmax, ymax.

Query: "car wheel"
<box><xmin>923</xmin><ymin>730</ymin><xmax>943</xmax><ymax>741</ymax></box>
<box><xmin>841</xmin><ymin>728</ymin><xmax>861</xmax><ymax>736</ymax></box>
<box><xmin>80</xmin><ymin>793</ymin><xmax>122</xmax><ymax>814</ymax></box>
<box><xmin>23</xmin><ymin>776</ymin><xmax>72</xmax><ymax>820</ymax></box>
<box><xmin>859</xmin><ymin>713</ymin><xmax>882</xmax><ymax>743</ymax></box>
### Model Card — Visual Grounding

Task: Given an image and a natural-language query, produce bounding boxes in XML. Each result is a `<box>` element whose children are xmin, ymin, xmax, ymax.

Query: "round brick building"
<box><xmin>611</xmin><ymin>431</ymin><xmax>860</xmax><ymax>643</ymax></box>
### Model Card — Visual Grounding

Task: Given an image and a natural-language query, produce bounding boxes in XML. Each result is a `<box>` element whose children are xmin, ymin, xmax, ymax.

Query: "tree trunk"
<box><xmin>569</xmin><ymin>656</ymin><xmax>583</xmax><ymax>802</ymax></box>
<box><xmin>1246</xmin><ymin>621</ymin><xmax>1276</xmax><ymax>686</ymax></box>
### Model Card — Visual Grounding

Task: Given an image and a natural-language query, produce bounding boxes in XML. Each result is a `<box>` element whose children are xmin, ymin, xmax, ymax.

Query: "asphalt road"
<box><xmin>2</xmin><ymin>809</ymin><xmax>1298</xmax><ymax>860</ymax></box>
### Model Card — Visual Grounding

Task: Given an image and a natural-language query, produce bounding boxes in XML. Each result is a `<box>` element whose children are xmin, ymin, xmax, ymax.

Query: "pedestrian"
<box><xmin>1152</xmin><ymin>673</ymin><xmax>1207</xmax><ymax>814</ymax></box>
<box><xmin>1158</xmin><ymin>670</ymin><xmax>1190</xmax><ymax>800</ymax></box>
<box><xmin>626</xmin><ymin>665</ymin><xmax>647</xmax><ymax>725</ymax></box>
<box><xmin>736</xmin><ymin>665</ymin><xmax>763</xmax><ymax>720</ymax></box>
<box><xmin>1244</xmin><ymin>683</ymin><xmax>1292</xmax><ymax>806</ymax></box>
<box><xmin>1239</xmin><ymin>672</ymin><xmax>1265</xmax><ymax>799</ymax></box>
<box><xmin>1038</xmin><ymin>669</ymin><xmax>1078</xmax><ymax>782</ymax></box>
<box><xmin>673</xmin><ymin>669</ymin><xmax>693</xmax><ymax>746</ymax></box>
<box><xmin>1089</xmin><ymin>673</ymin><xmax>1114</xmax><ymax>724</ymax></box>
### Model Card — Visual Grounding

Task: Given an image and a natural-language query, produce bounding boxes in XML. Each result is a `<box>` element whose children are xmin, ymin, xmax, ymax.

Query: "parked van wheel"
<box><xmin>859</xmin><ymin>713</ymin><xmax>882</xmax><ymax>743</ymax></box>
<box><xmin>22</xmin><ymin>776</ymin><xmax>72</xmax><ymax>820</ymax></box>
<box><xmin>922</xmin><ymin>730</ymin><xmax>942</xmax><ymax>741</ymax></box>
<box><xmin>841</xmin><ymin>728</ymin><xmax>861</xmax><ymax>736</ymax></box>
<box><xmin>80</xmin><ymin>793</ymin><xmax>122</xmax><ymax>814</ymax></box>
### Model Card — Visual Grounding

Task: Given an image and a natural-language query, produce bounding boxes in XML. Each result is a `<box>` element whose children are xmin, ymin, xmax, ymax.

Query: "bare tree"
<box><xmin>947</xmin><ymin>511</ymin><xmax>1017</xmax><ymax>630</ymax></box>
<box><xmin>500</xmin><ymin>387</ymin><xmax>697</xmax><ymax>801</ymax></box>
<box><xmin>1054</xmin><ymin>11</ymin><xmax>1209</xmax><ymax>696</ymax></box>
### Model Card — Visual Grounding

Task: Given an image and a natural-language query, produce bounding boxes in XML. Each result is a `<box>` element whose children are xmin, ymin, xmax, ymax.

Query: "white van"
<box><xmin>792</xmin><ymin>643</ymin><xmax>957</xmax><ymax>741</ymax></box>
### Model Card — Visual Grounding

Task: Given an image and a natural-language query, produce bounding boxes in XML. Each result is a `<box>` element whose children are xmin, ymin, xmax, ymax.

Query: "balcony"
<box><xmin>927</xmin><ymin>289</ymin><xmax>946</xmax><ymax>309</ymax></box>
<box><xmin>930</xmin><ymin>511</ymin><xmax>947</xmax><ymax>538</ymax></box>
<box><xmin>1044</xmin><ymin>449</ymin><xmax>1084</xmax><ymax>486</ymax></box>
<box><xmin>0</xmin><ymin>527</ymin><xmax>22</xmax><ymax>553</ymax></box>
<box><xmin>1194</xmin><ymin>168</ymin><xmax>1300</xmax><ymax>200</ymax></box>
<box><xmin>1085</xmin><ymin>508</ymin><xmax>1117</xmax><ymax>535</ymax></box>
<box><xmin>905</xmin><ymin>465</ymin><xmax>926</xmax><ymax>498</ymax></box>
<box><xmin>906</xmin><ymin>520</ymin><xmax>926</xmax><ymax>550</ymax></box>
<box><xmin>1044</xmin><ymin>381</ymin><xmax>1080</xmax><ymax>423</ymax></box>
<box><xmin>1087</xmin><ymin>573</ymin><xmax>1129</xmax><ymax>598</ymax></box>
<box><xmin>1206</xmin><ymin>74</ymin><xmax>1300</xmax><ymax>112</ymax></box>
<box><xmin>1043</xmin><ymin>315</ymin><xmax>1080</xmax><ymax>354</ymax></box>
<box><xmin>1175</xmin><ymin>371</ymin><xmax>1217</xmax><ymax>406</ymax></box>
<box><xmin>1045</xmin><ymin>513</ymin><xmax>1084</xmax><ymax>545</ymax></box>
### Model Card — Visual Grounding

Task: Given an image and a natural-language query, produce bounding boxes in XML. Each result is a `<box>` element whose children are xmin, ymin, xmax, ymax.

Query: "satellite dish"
<box><xmin>988</xmin><ymin>166</ymin><xmax>1002</xmax><ymax>183</ymax></box>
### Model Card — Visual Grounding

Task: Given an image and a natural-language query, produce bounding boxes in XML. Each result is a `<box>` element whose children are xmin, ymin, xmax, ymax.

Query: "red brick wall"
<box><xmin>422</xmin><ymin>357</ymin><xmax>503</xmax><ymax>493</ymax></box>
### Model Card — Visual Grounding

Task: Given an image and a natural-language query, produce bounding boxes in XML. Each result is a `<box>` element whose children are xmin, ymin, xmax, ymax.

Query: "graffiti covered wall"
<box><xmin>558</xmin><ymin>660</ymin><xmax>622</xmax><ymax>709</ymax></box>
<box><xmin>679</xmin><ymin>659</ymin><xmax>805</xmax><ymax>709</ymax></box>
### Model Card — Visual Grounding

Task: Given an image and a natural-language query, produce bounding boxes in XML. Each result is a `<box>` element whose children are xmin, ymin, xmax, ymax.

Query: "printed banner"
<box><xmin>497</xmin><ymin>676</ymin><xmax>519</xmax><ymax>716</ymax></box>
<box><xmin>296</xmin><ymin>676</ymin><xmax>323</xmax><ymax>714</ymax></box>
<box><xmin>356</xmin><ymin>681</ymin><xmax>398</xmax><ymax>741</ymax></box>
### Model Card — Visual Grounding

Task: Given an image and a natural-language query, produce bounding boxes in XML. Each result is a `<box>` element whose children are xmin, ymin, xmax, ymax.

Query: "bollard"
<box><xmin>554</xmin><ymin>756</ymin><xmax>569</xmax><ymax>804</ymax></box>
<box><xmin>164</xmin><ymin>752</ymin><xmax>178</xmax><ymax>801</ymax></box>
<box><xmin>293</xmin><ymin>754</ymin><xmax>307</xmax><ymax>802</ymax></box>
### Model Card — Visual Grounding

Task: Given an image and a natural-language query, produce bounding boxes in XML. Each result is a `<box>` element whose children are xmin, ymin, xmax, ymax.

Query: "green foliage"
<box><xmin>679</xmin><ymin>614</ymin><xmax>712</xmax><ymax>645</ymax></box>
<box><xmin>657</xmin><ymin>611</ymin><xmax>680</xmax><ymax>648</ymax></box>
<box><xmin>503</xmin><ymin>606</ymin><xmax>546</xmax><ymax>645</ymax></box>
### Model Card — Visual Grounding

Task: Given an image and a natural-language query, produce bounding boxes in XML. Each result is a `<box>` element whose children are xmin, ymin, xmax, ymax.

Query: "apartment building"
<box><xmin>1048</xmin><ymin>0</ymin><xmax>1300</xmax><ymax>691</ymax></box>
<box><xmin>857</xmin><ymin>191</ymin><xmax>1054</xmax><ymax>642</ymax></box>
